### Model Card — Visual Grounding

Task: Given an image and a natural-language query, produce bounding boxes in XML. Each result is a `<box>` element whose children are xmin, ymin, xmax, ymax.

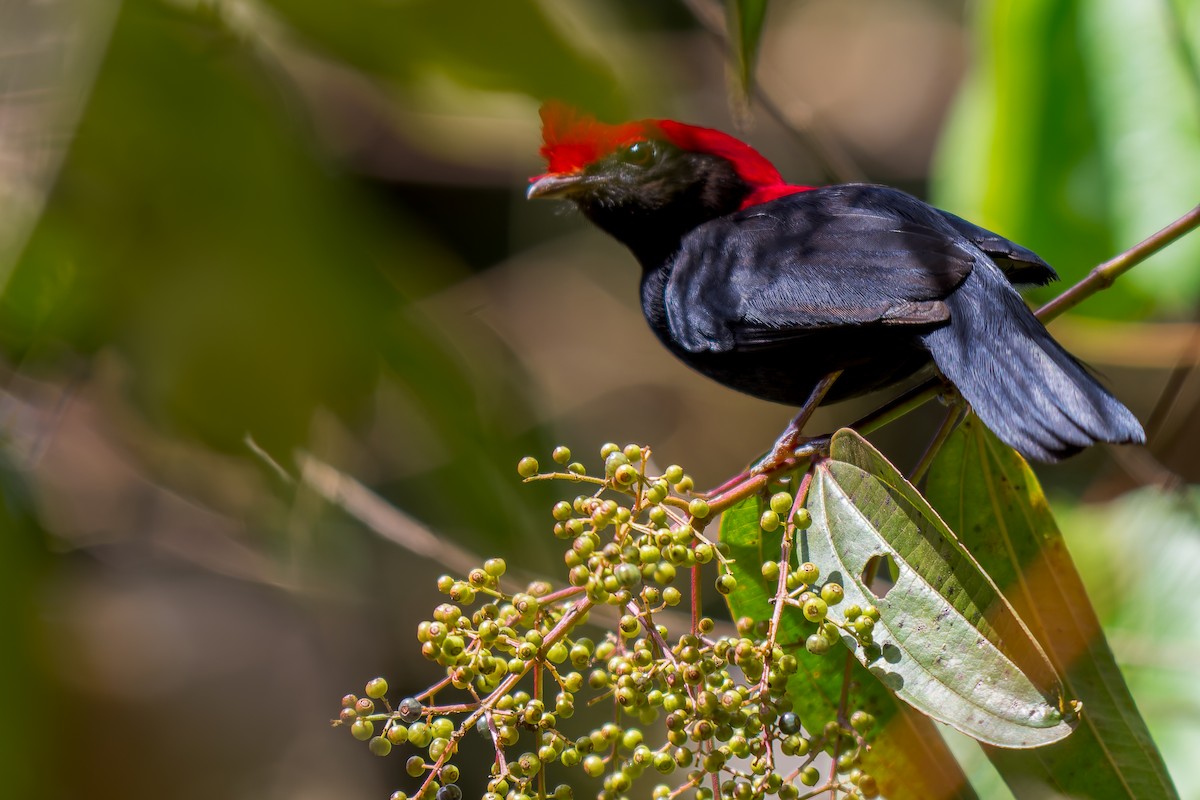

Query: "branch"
<box><xmin>1036</xmin><ymin>204</ymin><xmax>1200</xmax><ymax>322</ymax></box>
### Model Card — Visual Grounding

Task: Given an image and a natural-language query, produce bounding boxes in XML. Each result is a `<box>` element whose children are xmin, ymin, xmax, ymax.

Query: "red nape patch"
<box><xmin>740</xmin><ymin>183</ymin><xmax>813</xmax><ymax>210</ymax></box>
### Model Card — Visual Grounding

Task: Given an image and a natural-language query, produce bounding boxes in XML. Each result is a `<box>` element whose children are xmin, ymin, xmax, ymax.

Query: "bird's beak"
<box><xmin>526</xmin><ymin>172</ymin><xmax>587</xmax><ymax>200</ymax></box>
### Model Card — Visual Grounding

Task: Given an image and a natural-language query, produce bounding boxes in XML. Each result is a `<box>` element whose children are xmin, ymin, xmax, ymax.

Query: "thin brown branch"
<box><xmin>1037</xmin><ymin>204</ymin><xmax>1200</xmax><ymax>322</ymax></box>
<box><xmin>909</xmin><ymin>403</ymin><xmax>968</xmax><ymax>485</ymax></box>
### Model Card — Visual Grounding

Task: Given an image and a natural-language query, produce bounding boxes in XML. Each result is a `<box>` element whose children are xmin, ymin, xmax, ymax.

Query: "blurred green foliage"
<box><xmin>934</xmin><ymin>0</ymin><xmax>1200</xmax><ymax>318</ymax></box>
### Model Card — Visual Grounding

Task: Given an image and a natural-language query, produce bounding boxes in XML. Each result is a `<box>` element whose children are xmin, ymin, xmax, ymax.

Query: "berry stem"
<box><xmin>415</xmin><ymin>595</ymin><xmax>594</xmax><ymax>800</ymax></box>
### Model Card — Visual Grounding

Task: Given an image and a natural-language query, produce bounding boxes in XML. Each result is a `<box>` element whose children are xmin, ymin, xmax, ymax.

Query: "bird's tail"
<box><xmin>921</xmin><ymin>264</ymin><xmax>1144</xmax><ymax>462</ymax></box>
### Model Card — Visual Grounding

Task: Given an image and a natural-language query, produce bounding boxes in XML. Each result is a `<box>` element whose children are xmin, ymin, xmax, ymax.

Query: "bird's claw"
<box><xmin>751</xmin><ymin>434</ymin><xmax>831</xmax><ymax>476</ymax></box>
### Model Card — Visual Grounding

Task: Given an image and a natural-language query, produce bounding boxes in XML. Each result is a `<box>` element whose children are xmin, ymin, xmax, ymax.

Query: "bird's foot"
<box><xmin>751</xmin><ymin>433</ymin><xmax>831</xmax><ymax>476</ymax></box>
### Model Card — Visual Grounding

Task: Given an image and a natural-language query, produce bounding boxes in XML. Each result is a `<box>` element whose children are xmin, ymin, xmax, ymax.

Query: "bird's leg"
<box><xmin>752</xmin><ymin>371</ymin><xmax>843</xmax><ymax>475</ymax></box>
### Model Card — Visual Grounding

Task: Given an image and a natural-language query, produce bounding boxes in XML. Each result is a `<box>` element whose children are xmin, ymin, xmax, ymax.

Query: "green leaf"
<box><xmin>925</xmin><ymin>416</ymin><xmax>1179</xmax><ymax>798</ymax></box>
<box><xmin>726</xmin><ymin>0</ymin><xmax>769</xmax><ymax>97</ymax></box>
<box><xmin>807</xmin><ymin>429</ymin><xmax>1073</xmax><ymax>748</ymax></box>
<box><xmin>722</xmin><ymin>481</ymin><xmax>979</xmax><ymax>800</ymax></box>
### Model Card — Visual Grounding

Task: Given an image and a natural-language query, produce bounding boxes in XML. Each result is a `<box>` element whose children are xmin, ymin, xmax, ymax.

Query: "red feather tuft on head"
<box><xmin>537</xmin><ymin>101</ymin><xmax>652</xmax><ymax>175</ymax></box>
<box><xmin>535</xmin><ymin>102</ymin><xmax>811</xmax><ymax>207</ymax></box>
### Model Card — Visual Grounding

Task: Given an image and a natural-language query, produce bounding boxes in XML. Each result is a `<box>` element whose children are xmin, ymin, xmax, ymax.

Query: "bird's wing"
<box><xmin>934</xmin><ymin>209</ymin><xmax>1058</xmax><ymax>286</ymax></box>
<box><xmin>663</xmin><ymin>199</ymin><xmax>976</xmax><ymax>353</ymax></box>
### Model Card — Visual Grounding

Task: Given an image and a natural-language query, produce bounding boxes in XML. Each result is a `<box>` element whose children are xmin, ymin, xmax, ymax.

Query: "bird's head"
<box><xmin>527</xmin><ymin>102</ymin><xmax>809</xmax><ymax>263</ymax></box>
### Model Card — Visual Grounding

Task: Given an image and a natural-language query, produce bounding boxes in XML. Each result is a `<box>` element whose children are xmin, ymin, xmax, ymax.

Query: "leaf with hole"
<box><xmin>801</xmin><ymin>429</ymin><xmax>1075</xmax><ymax>747</ymax></box>
<box><xmin>721</xmin><ymin>488</ymin><xmax>979</xmax><ymax>800</ymax></box>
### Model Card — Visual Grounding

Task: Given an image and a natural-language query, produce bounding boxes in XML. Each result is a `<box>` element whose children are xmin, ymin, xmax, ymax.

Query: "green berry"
<box><xmin>688</xmin><ymin>498</ymin><xmax>710</xmax><ymax>519</ymax></box>
<box><xmin>552</xmin><ymin>446</ymin><xmax>572</xmax><ymax>464</ymax></box>
<box><xmin>803</xmin><ymin>597</ymin><xmax>828</xmax><ymax>622</ymax></box>
<box><xmin>759</xmin><ymin>509</ymin><xmax>780</xmax><ymax>532</ymax></box>
<box><xmin>851</xmin><ymin>710</ymin><xmax>875</xmax><ymax>732</ymax></box>
<box><xmin>715</xmin><ymin>574</ymin><xmax>737</xmax><ymax>594</ymax></box>
<box><xmin>793</xmin><ymin>507</ymin><xmax>812</xmax><ymax>529</ymax></box>
<box><xmin>800</xmin><ymin>766</ymin><xmax>820</xmax><ymax>786</ymax></box>
<box><xmin>369</xmin><ymin>736</ymin><xmax>392</xmax><ymax>756</ymax></box>
<box><xmin>664</xmin><ymin>465</ymin><xmax>684</xmax><ymax>483</ymax></box>
<box><xmin>351</xmin><ymin>719</ymin><xmax>374</xmax><ymax>740</ymax></box>
<box><xmin>797</xmin><ymin>562</ymin><xmax>819</xmax><ymax>585</ymax></box>
<box><xmin>582</xmin><ymin>754</ymin><xmax>605</xmax><ymax>777</ymax></box>
<box><xmin>820</xmin><ymin>582</ymin><xmax>844</xmax><ymax>605</ymax></box>
<box><xmin>517</xmin><ymin>456</ymin><xmax>539</xmax><ymax>478</ymax></box>
<box><xmin>614</xmin><ymin>464</ymin><xmax>639</xmax><ymax>485</ymax></box>
<box><xmin>761</xmin><ymin>561</ymin><xmax>780</xmax><ymax>582</ymax></box>
<box><xmin>483</xmin><ymin>558</ymin><xmax>506</xmax><ymax>577</ymax></box>
<box><xmin>805</xmin><ymin>634</ymin><xmax>832</xmax><ymax>656</ymax></box>
<box><xmin>769</xmin><ymin>492</ymin><xmax>793</xmax><ymax>514</ymax></box>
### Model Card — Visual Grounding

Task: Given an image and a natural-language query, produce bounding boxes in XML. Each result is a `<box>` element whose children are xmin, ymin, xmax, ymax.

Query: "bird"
<box><xmin>525</xmin><ymin>102</ymin><xmax>1144</xmax><ymax>468</ymax></box>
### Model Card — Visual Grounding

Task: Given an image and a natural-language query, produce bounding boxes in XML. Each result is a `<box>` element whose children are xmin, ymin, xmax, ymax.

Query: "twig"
<box><xmin>909</xmin><ymin>403</ymin><xmax>968</xmax><ymax>485</ymax></box>
<box><xmin>1036</xmin><ymin>204</ymin><xmax>1200</xmax><ymax>322</ymax></box>
<box><xmin>295</xmin><ymin>450</ymin><xmax>484</xmax><ymax>577</ymax></box>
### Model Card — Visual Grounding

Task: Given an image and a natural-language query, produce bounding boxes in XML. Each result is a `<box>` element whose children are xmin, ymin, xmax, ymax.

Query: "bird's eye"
<box><xmin>620</xmin><ymin>140</ymin><xmax>658</xmax><ymax>166</ymax></box>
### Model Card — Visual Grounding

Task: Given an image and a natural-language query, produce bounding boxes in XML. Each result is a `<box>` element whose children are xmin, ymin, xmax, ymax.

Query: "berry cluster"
<box><xmin>335</xmin><ymin>444</ymin><xmax>881</xmax><ymax>800</ymax></box>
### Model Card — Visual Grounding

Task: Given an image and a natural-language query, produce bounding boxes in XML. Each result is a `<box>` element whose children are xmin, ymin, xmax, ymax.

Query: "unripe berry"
<box><xmin>821</xmin><ymin>582</ymin><xmax>844</xmax><ymax>605</ymax></box>
<box><xmin>351</xmin><ymin>719</ymin><xmax>374</xmax><ymax>740</ymax></box>
<box><xmin>582</xmin><ymin>754</ymin><xmax>605</xmax><ymax>777</ymax></box>
<box><xmin>803</xmin><ymin>597</ymin><xmax>828</xmax><ymax>622</ymax></box>
<box><xmin>517</xmin><ymin>456</ymin><xmax>539</xmax><ymax>478</ymax></box>
<box><xmin>805</xmin><ymin>633</ymin><xmax>832</xmax><ymax>656</ymax></box>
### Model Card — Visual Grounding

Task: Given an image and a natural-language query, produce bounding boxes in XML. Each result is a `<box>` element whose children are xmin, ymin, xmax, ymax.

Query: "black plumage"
<box><xmin>528</xmin><ymin>126</ymin><xmax>1144</xmax><ymax>463</ymax></box>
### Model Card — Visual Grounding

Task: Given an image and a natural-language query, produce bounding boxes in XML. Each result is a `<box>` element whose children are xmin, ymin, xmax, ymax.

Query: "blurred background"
<box><xmin>1</xmin><ymin>0</ymin><xmax>1198</xmax><ymax>797</ymax></box>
